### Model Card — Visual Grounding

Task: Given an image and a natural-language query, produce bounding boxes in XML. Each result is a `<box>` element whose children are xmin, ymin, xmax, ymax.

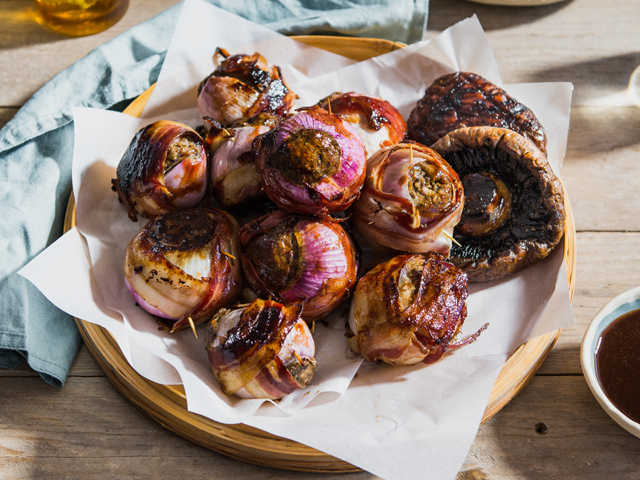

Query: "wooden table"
<box><xmin>2</xmin><ymin>0</ymin><xmax>640</xmax><ymax>478</ymax></box>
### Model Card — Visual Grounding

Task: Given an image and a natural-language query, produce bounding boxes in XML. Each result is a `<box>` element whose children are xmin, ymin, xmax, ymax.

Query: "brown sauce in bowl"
<box><xmin>595</xmin><ymin>309</ymin><xmax>640</xmax><ymax>424</ymax></box>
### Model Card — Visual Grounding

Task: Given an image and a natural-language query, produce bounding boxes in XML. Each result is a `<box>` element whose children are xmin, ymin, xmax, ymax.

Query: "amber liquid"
<box><xmin>34</xmin><ymin>0</ymin><xmax>129</xmax><ymax>37</ymax></box>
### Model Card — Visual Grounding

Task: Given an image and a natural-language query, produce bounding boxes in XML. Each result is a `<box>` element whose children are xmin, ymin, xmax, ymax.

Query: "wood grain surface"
<box><xmin>2</xmin><ymin>0</ymin><xmax>640</xmax><ymax>478</ymax></box>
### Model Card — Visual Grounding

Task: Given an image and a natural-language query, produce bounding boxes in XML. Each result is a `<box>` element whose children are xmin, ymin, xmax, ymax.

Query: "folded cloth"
<box><xmin>0</xmin><ymin>0</ymin><xmax>428</xmax><ymax>387</ymax></box>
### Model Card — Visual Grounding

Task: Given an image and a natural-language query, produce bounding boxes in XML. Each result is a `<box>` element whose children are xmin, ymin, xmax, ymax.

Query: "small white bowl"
<box><xmin>581</xmin><ymin>286</ymin><xmax>640</xmax><ymax>439</ymax></box>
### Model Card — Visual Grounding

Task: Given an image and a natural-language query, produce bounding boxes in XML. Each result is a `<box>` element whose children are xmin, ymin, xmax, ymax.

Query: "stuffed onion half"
<box><xmin>239</xmin><ymin>209</ymin><xmax>358</xmax><ymax>322</ymax></box>
<box><xmin>351</xmin><ymin>142</ymin><xmax>464</xmax><ymax>255</ymax></box>
<box><xmin>206</xmin><ymin>299</ymin><xmax>317</xmax><ymax>399</ymax></box>
<box><xmin>348</xmin><ymin>253</ymin><xmax>487</xmax><ymax>366</ymax></box>
<box><xmin>254</xmin><ymin>106</ymin><xmax>367</xmax><ymax>218</ymax></box>
<box><xmin>123</xmin><ymin>207</ymin><xmax>242</xmax><ymax>332</ymax></box>
<box><xmin>112</xmin><ymin>120</ymin><xmax>208</xmax><ymax>221</ymax></box>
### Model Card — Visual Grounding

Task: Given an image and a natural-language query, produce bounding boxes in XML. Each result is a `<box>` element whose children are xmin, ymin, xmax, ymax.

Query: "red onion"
<box><xmin>316</xmin><ymin>92</ymin><xmax>406</xmax><ymax>158</ymax></box>
<box><xmin>351</xmin><ymin>142</ymin><xmax>464</xmax><ymax>255</ymax></box>
<box><xmin>239</xmin><ymin>209</ymin><xmax>357</xmax><ymax>321</ymax></box>
<box><xmin>254</xmin><ymin>105</ymin><xmax>367</xmax><ymax>218</ymax></box>
<box><xmin>348</xmin><ymin>253</ymin><xmax>486</xmax><ymax>366</ymax></box>
<box><xmin>112</xmin><ymin>120</ymin><xmax>208</xmax><ymax>221</ymax></box>
<box><xmin>123</xmin><ymin>207</ymin><xmax>242</xmax><ymax>332</ymax></box>
<box><xmin>206</xmin><ymin>299</ymin><xmax>317</xmax><ymax>399</ymax></box>
<box><xmin>205</xmin><ymin>114</ymin><xmax>280</xmax><ymax>208</ymax></box>
<box><xmin>197</xmin><ymin>49</ymin><xmax>295</xmax><ymax>129</ymax></box>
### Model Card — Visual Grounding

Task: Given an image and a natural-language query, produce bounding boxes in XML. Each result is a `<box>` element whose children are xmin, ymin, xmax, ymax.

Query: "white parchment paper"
<box><xmin>20</xmin><ymin>1</ymin><xmax>575</xmax><ymax>478</ymax></box>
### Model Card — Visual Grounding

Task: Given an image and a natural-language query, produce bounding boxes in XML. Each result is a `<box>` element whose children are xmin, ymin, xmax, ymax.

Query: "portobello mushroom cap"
<box><xmin>407</xmin><ymin>72</ymin><xmax>547</xmax><ymax>156</ymax></box>
<box><xmin>431</xmin><ymin>126</ymin><xmax>565</xmax><ymax>282</ymax></box>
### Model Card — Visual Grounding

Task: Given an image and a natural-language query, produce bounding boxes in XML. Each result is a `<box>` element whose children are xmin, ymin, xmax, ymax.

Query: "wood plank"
<box><xmin>0</xmin><ymin>377</ymin><xmax>377</xmax><ymax>479</ymax></box>
<box><xmin>2</xmin><ymin>375</ymin><xmax>639</xmax><ymax>479</ymax></box>
<box><xmin>563</xmin><ymin>106</ymin><xmax>640</xmax><ymax>232</ymax></box>
<box><xmin>0</xmin><ymin>0</ymin><xmax>180</xmax><ymax>106</ymax></box>
<box><xmin>539</xmin><ymin>231</ymin><xmax>640</xmax><ymax>375</ymax></box>
<box><xmin>460</xmin><ymin>376</ymin><xmax>640</xmax><ymax>479</ymax></box>
<box><xmin>427</xmin><ymin>0</ymin><xmax>640</xmax><ymax>107</ymax></box>
<box><xmin>2</xmin><ymin>0</ymin><xmax>638</xmax><ymax>109</ymax></box>
<box><xmin>0</xmin><ymin>107</ymin><xmax>18</xmax><ymax>130</ymax></box>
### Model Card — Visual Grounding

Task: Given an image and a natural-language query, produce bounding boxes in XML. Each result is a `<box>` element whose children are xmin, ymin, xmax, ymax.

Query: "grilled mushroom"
<box><xmin>431</xmin><ymin>126</ymin><xmax>565</xmax><ymax>282</ymax></box>
<box><xmin>407</xmin><ymin>71</ymin><xmax>547</xmax><ymax>156</ymax></box>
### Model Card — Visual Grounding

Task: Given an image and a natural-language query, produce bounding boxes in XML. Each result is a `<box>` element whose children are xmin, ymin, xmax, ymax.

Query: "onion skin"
<box><xmin>351</xmin><ymin>142</ymin><xmax>464</xmax><ymax>255</ymax></box>
<box><xmin>317</xmin><ymin>92</ymin><xmax>407</xmax><ymax>158</ymax></box>
<box><xmin>348</xmin><ymin>253</ymin><xmax>486</xmax><ymax>366</ymax></box>
<box><xmin>197</xmin><ymin>50</ymin><xmax>296</xmax><ymax>129</ymax></box>
<box><xmin>112</xmin><ymin>121</ymin><xmax>208</xmax><ymax>222</ymax></box>
<box><xmin>239</xmin><ymin>209</ymin><xmax>358</xmax><ymax>322</ymax></box>
<box><xmin>206</xmin><ymin>299</ymin><xmax>317</xmax><ymax>399</ymax></box>
<box><xmin>205</xmin><ymin>114</ymin><xmax>280</xmax><ymax>208</ymax></box>
<box><xmin>123</xmin><ymin>207</ymin><xmax>242</xmax><ymax>332</ymax></box>
<box><xmin>254</xmin><ymin>106</ymin><xmax>367</xmax><ymax>218</ymax></box>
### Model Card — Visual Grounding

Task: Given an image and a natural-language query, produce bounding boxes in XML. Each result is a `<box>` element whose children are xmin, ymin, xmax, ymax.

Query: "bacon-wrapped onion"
<box><xmin>206</xmin><ymin>299</ymin><xmax>317</xmax><ymax>399</ymax></box>
<box><xmin>239</xmin><ymin>209</ymin><xmax>357</xmax><ymax>321</ymax></box>
<box><xmin>123</xmin><ymin>207</ymin><xmax>242</xmax><ymax>332</ymax></box>
<box><xmin>351</xmin><ymin>142</ymin><xmax>464</xmax><ymax>255</ymax></box>
<box><xmin>205</xmin><ymin>114</ymin><xmax>280</xmax><ymax>209</ymax></box>
<box><xmin>197</xmin><ymin>49</ymin><xmax>296</xmax><ymax>129</ymax></box>
<box><xmin>112</xmin><ymin>121</ymin><xmax>208</xmax><ymax>221</ymax></box>
<box><xmin>348</xmin><ymin>253</ymin><xmax>486</xmax><ymax>366</ymax></box>
<box><xmin>317</xmin><ymin>92</ymin><xmax>406</xmax><ymax>158</ymax></box>
<box><xmin>254</xmin><ymin>106</ymin><xmax>367</xmax><ymax>218</ymax></box>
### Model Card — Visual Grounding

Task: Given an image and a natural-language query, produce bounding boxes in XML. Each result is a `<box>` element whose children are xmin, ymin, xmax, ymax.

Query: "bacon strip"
<box><xmin>348</xmin><ymin>253</ymin><xmax>486</xmax><ymax>366</ymax></box>
<box><xmin>207</xmin><ymin>300</ymin><xmax>317</xmax><ymax>398</ymax></box>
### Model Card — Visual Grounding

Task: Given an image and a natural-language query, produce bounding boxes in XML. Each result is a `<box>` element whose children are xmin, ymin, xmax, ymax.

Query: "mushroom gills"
<box><xmin>443</xmin><ymin>144</ymin><xmax>552</xmax><ymax>261</ymax></box>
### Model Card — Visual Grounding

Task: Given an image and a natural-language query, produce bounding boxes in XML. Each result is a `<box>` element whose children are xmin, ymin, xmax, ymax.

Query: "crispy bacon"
<box><xmin>348</xmin><ymin>253</ymin><xmax>487</xmax><ymax>366</ymax></box>
<box><xmin>112</xmin><ymin>121</ymin><xmax>208</xmax><ymax>221</ymax></box>
<box><xmin>351</xmin><ymin>142</ymin><xmax>464</xmax><ymax>255</ymax></box>
<box><xmin>316</xmin><ymin>92</ymin><xmax>406</xmax><ymax>158</ymax></box>
<box><xmin>123</xmin><ymin>208</ymin><xmax>242</xmax><ymax>332</ymax></box>
<box><xmin>198</xmin><ymin>50</ymin><xmax>296</xmax><ymax>129</ymax></box>
<box><xmin>206</xmin><ymin>299</ymin><xmax>317</xmax><ymax>398</ymax></box>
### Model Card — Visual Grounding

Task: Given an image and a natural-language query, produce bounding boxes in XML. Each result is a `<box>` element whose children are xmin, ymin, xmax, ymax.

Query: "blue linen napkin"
<box><xmin>0</xmin><ymin>0</ymin><xmax>428</xmax><ymax>387</ymax></box>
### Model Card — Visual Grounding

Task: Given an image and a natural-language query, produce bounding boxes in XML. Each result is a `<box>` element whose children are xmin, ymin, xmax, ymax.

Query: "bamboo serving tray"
<box><xmin>64</xmin><ymin>36</ymin><xmax>577</xmax><ymax>473</ymax></box>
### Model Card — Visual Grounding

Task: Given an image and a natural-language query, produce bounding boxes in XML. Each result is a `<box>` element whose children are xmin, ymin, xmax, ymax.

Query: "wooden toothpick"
<box><xmin>443</xmin><ymin>231</ymin><xmax>462</xmax><ymax>247</ymax></box>
<box><xmin>221</xmin><ymin>250</ymin><xmax>236</xmax><ymax>260</ymax></box>
<box><xmin>188</xmin><ymin>316</ymin><xmax>198</xmax><ymax>339</ymax></box>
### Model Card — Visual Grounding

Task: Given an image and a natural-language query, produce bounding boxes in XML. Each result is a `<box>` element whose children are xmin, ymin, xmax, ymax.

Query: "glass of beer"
<box><xmin>34</xmin><ymin>0</ymin><xmax>130</xmax><ymax>37</ymax></box>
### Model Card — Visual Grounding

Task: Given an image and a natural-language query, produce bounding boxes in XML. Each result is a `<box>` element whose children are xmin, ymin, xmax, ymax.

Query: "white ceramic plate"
<box><xmin>581</xmin><ymin>286</ymin><xmax>640</xmax><ymax>439</ymax></box>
